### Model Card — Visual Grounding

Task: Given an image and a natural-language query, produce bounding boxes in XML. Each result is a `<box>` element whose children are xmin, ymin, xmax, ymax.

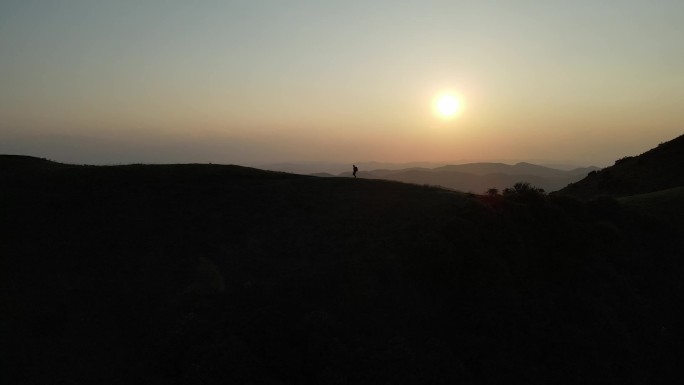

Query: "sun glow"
<box><xmin>434</xmin><ymin>92</ymin><xmax>463</xmax><ymax>118</ymax></box>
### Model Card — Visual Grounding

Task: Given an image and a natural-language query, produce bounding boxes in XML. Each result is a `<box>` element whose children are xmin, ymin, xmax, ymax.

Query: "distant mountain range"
<box><xmin>256</xmin><ymin>161</ymin><xmax>449</xmax><ymax>175</ymax></box>
<box><xmin>322</xmin><ymin>162</ymin><xmax>599</xmax><ymax>193</ymax></box>
<box><xmin>558</xmin><ymin>133</ymin><xmax>684</xmax><ymax>199</ymax></box>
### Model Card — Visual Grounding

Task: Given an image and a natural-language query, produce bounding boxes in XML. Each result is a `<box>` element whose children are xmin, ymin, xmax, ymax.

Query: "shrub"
<box><xmin>503</xmin><ymin>182</ymin><xmax>546</xmax><ymax>204</ymax></box>
<box><xmin>614</xmin><ymin>156</ymin><xmax>634</xmax><ymax>165</ymax></box>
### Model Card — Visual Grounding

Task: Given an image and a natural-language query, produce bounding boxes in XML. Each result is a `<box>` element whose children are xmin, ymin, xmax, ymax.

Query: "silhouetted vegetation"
<box><xmin>614</xmin><ymin>156</ymin><xmax>634</xmax><ymax>165</ymax></box>
<box><xmin>502</xmin><ymin>181</ymin><xmax>545</xmax><ymax>200</ymax></box>
<box><xmin>2</xmin><ymin>155</ymin><xmax>683</xmax><ymax>384</ymax></box>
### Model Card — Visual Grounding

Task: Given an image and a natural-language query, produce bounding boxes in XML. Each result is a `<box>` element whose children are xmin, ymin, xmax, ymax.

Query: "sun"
<box><xmin>434</xmin><ymin>92</ymin><xmax>463</xmax><ymax>118</ymax></box>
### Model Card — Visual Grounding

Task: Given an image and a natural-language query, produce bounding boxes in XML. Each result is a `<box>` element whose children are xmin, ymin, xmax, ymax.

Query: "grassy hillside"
<box><xmin>2</xmin><ymin>156</ymin><xmax>683</xmax><ymax>384</ymax></box>
<box><xmin>558</xmin><ymin>134</ymin><xmax>684</xmax><ymax>199</ymax></box>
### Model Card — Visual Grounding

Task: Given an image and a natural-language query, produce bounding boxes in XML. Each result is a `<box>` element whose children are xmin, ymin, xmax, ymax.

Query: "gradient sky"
<box><xmin>1</xmin><ymin>0</ymin><xmax>683</xmax><ymax>167</ymax></box>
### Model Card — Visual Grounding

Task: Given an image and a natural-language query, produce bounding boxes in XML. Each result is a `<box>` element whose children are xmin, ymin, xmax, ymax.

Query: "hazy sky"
<box><xmin>1</xmin><ymin>0</ymin><xmax>683</xmax><ymax>166</ymax></box>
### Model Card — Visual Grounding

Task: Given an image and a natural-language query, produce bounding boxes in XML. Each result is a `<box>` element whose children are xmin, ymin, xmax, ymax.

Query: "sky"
<box><xmin>1</xmin><ymin>0</ymin><xmax>683</xmax><ymax>167</ymax></box>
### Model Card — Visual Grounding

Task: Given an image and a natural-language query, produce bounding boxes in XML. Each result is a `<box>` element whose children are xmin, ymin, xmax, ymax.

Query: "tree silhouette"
<box><xmin>503</xmin><ymin>182</ymin><xmax>545</xmax><ymax>203</ymax></box>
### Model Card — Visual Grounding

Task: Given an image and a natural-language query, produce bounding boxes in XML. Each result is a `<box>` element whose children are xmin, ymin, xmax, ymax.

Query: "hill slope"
<box><xmin>557</xmin><ymin>134</ymin><xmax>684</xmax><ymax>198</ymax></box>
<box><xmin>2</xmin><ymin>158</ymin><xmax>683</xmax><ymax>384</ymax></box>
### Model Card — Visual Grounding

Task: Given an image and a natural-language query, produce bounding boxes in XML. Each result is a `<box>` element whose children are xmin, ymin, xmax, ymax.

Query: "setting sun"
<box><xmin>434</xmin><ymin>92</ymin><xmax>463</xmax><ymax>118</ymax></box>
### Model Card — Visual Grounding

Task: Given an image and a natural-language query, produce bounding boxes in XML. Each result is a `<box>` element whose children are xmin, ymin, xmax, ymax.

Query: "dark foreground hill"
<box><xmin>2</xmin><ymin>155</ymin><xmax>683</xmax><ymax>384</ymax></box>
<box><xmin>558</xmin><ymin>134</ymin><xmax>684</xmax><ymax>199</ymax></box>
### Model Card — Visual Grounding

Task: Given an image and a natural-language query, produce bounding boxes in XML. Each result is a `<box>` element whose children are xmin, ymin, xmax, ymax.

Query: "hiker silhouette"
<box><xmin>353</xmin><ymin>165</ymin><xmax>358</xmax><ymax>178</ymax></box>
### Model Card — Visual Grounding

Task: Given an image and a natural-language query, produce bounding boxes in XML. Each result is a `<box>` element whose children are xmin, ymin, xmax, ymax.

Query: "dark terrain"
<box><xmin>2</xmin><ymin>137</ymin><xmax>684</xmax><ymax>384</ymax></box>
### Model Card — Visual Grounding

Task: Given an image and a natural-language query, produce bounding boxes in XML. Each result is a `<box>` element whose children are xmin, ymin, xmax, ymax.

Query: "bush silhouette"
<box><xmin>502</xmin><ymin>182</ymin><xmax>545</xmax><ymax>203</ymax></box>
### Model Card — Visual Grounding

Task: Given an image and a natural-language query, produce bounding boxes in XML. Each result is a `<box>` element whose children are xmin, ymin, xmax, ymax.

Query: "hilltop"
<box><xmin>557</xmin><ymin>134</ymin><xmax>684</xmax><ymax>199</ymax></box>
<box><xmin>2</xmin><ymin>155</ymin><xmax>683</xmax><ymax>384</ymax></box>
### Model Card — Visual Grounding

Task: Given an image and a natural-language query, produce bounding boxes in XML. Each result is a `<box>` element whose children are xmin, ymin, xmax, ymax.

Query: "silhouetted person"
<box><xmin>353</xmin><ymin>165</ymin><xmax>358</xmax><ymax>178</ymax></box>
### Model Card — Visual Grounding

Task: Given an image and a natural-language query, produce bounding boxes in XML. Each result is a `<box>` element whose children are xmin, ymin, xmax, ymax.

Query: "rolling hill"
<box><xmin>1</xmin><ymin>155</ymin><xmax>683</xmax><ymax>384</ymax></box>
